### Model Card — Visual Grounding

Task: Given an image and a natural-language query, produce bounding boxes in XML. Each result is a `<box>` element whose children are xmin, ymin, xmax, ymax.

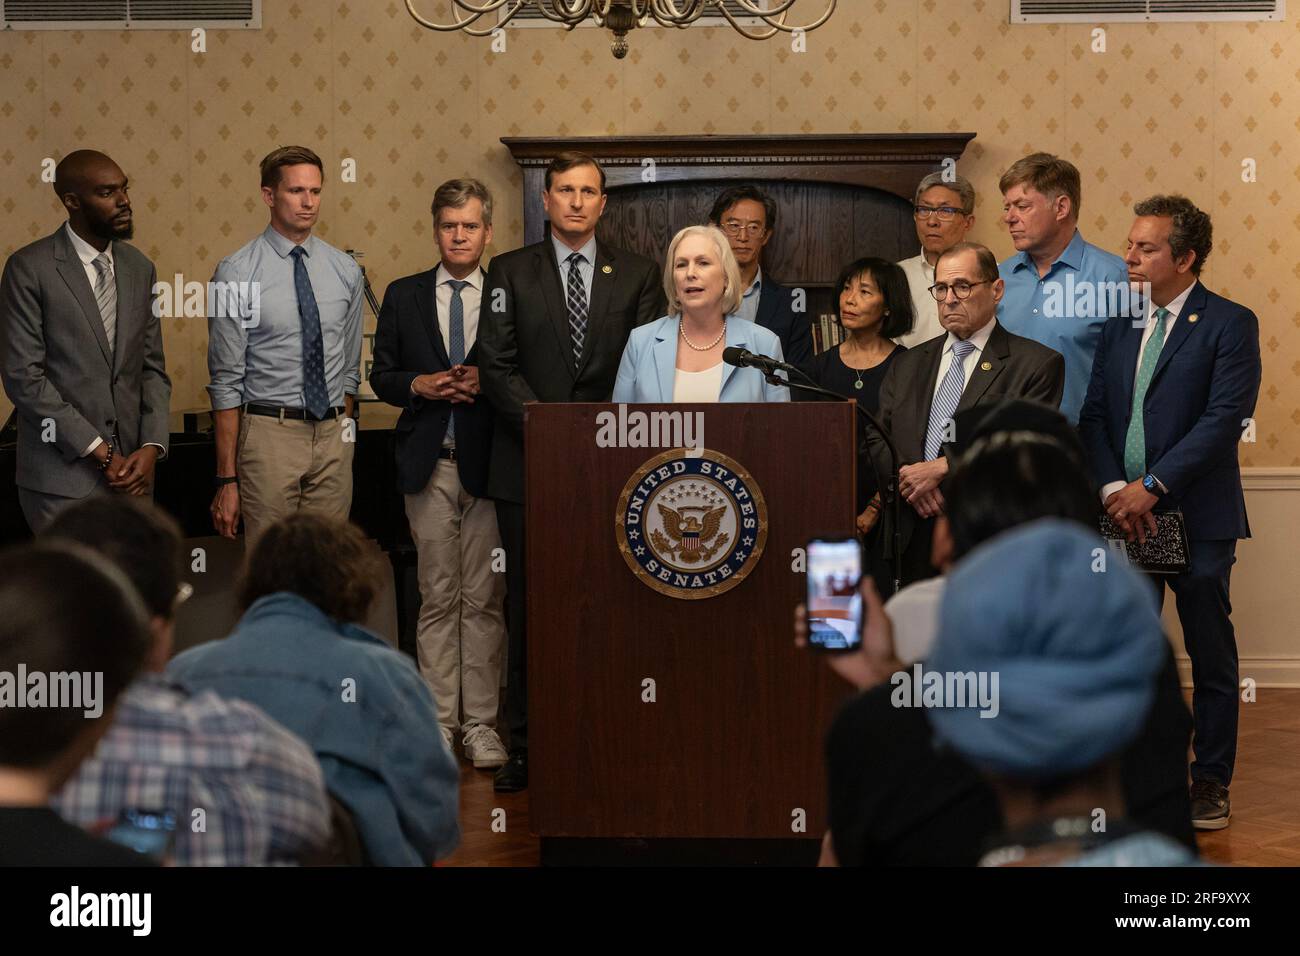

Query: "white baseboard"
<box><xmin>1175</xmin><ymin>657</ymin><xmax>1300</xmax><ymax>690</ymax></box>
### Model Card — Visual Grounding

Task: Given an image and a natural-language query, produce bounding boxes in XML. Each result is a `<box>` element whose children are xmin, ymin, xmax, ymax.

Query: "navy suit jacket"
<box><xmin>755</xmin><ymin>278</ymin><xmax>814</xmax><ymax>375</ymax></box>
<box><xmin>368</xmin><ymin>265</ymin><xmax>493</xmax><ymax>498</ymax></box>
<box><xmin>1077</xmin><ymin>281</ymin><xmax>1261</xmax><ymax>541</ymax></box>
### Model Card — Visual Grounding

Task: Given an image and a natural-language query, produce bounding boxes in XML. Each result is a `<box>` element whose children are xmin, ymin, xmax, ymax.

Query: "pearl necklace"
<box><xmin>680</xmin><ymin>318</ymin><xmax>725</xmax><ymax>352</ymax></box>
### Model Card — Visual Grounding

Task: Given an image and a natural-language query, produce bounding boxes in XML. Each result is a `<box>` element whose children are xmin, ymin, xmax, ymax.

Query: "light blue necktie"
<box><xmin>445</xmin><ymin>279</ymin><xmax>467</xmax><ymax>442</ymax></box>
<box><xmin>290</xmin><ymin>246</ymin><xmax>330</xmax><ymax>420</ymax></box>
<box><xmin>924</xmin><ymin>338</ymin><xmax>976</xmax><ymax>460</ymax></box>
<box><xmin>1124</xmin><ymin>307</ymin><xmax>1170</xmax><ymax>481</ymax></box>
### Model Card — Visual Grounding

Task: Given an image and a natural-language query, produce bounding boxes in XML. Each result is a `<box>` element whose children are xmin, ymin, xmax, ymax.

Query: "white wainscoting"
<box><xmin>1162</xmin><ymin>468</ymin><xmax>1300</xmax><ymax>688</ymax></box>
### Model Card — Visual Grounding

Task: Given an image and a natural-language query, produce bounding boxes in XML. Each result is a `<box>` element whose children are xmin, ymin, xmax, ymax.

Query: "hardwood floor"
<box><xmin>441</xmin><ymin>689</ymin><xmax>1300</xmax><ymax>867</ymax></box>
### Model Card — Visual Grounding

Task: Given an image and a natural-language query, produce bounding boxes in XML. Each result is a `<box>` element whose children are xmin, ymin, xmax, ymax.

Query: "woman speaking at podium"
<box><xmin>612</xmin><ymin>225</ymin><xmax>789</xmax><ymax>404</ymax></box>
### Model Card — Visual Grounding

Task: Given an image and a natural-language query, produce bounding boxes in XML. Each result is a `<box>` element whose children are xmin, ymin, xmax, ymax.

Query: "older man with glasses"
<box><xmin>874</xmin><ymin>242</ymin><xmax>1065</xmax><ymax>586</ymax></box>
<box><xmin>895</xmin><ymin>172</ymin><xmax>978</xmax><ymax>349</ymax></box>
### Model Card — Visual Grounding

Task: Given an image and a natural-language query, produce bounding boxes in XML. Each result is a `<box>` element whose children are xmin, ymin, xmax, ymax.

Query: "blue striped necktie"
<box><xmin>924</xmin><ymin>338</ymin><xmax>976</xmax><ymax>460</ymax></box>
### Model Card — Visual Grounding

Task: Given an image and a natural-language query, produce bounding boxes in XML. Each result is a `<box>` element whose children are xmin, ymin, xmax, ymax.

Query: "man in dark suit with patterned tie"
<box><xmin>876</xmin><ymin>242</ymin><xmax>1065</xmax><ymax>588</ymax></box>
<box><xmin>1079</xmin><ymin>195</ymin><xmax>1261</xmax><ymax>831</ymax></box>
<box><xmin>370</xmin><ymin>178</ymin><xmax>507</xmax><ymax>772</ymax></box>
<box><xmin>0</xmin><ymin>150</ymin><xmax>170</xmax><ymax>532</ymax></box>
<box><xmin>479</xmin><ymin>152</ymin><xmax>664</xmax><ymax>791</ymax></box>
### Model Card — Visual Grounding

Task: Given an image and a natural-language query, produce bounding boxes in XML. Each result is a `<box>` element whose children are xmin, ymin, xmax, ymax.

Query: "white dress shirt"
<box><xmin>931</xmin><ymin>315</ymin><xmax>997</xmax><ymax>406</ymax></box>
<box><xmin>434</xmin><ymin>263</ymin><xmax>483</xmax><ymax>356</ymax></box>
<box><xmin>733</xmin><ymin>266</ymin><xmax>763</xmax><ymax>325</ymax></box>
<box><xmin>895</xmin><ymin>253</ymin><xmax>944</xmax><ymax>349</ymax></box>
<box><xmin>1098</xmin><ymin>281</ymin><xmax>1196</xmax><ymax>503</ymax></box>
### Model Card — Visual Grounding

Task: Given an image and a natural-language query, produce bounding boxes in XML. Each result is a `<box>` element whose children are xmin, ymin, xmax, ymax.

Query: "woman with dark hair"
<box><xmin>168</xmin><ymin>514</ymin><xmax>461</xmax><ymax>866</ymax></box>
<box><xmin>811</xmin><ymin>258</ymin><xmax>914</xmax><ymax>589</ymax></box>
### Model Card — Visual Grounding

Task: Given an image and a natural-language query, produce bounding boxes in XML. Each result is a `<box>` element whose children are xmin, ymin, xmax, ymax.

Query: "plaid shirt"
<box><xmin>52</xmin><ymin>674</ymin><xmax>332</xmax><ymax>866</ymax></box>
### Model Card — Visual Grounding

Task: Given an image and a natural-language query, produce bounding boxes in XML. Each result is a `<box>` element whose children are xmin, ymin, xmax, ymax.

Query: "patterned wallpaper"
<box><xmin>1</xmin><ymin>0</ymin><xmax>1296</xmax><ymax>463</ymax></box>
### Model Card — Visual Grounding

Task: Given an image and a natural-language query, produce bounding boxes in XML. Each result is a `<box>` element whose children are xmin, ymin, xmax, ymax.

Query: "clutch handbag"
<box><xmin>1098</xmin><ymin>509</ymin><xmax>1190</xmax><ymax>574</ymax></box>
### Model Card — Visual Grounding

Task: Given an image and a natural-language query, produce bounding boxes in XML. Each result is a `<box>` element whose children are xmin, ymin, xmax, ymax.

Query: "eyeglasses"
<box><xmin>914</xmin><ymin>205</ymin><xmax>965</xmax><ymax>222</ymax></box>
<box><xmin>928</xmin><ymin>280</ymin><xmax>989</xmax><ymax>301</ymax></box>
<box><xmin>720</xmin><ymin>221</ymin><xmax>767</xmax><ymax>238</ymax></box>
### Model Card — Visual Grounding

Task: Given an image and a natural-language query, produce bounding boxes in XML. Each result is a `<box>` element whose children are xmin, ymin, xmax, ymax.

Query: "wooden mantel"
<box><xmin>503</xmin><ymin>133</ymin><xmax>976</xmax><ymax>244</ymax></box>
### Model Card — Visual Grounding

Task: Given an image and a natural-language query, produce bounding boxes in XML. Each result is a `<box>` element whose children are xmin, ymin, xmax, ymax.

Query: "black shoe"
<box><xmin>1190</xmin><ymin>779</ymin><xmax>1230</xmax><ymax>830</ymax></box>
<box><xmin>493</xmin><ymin>751</ymin><xmax>528</xmax><ymax>792</ymax></box>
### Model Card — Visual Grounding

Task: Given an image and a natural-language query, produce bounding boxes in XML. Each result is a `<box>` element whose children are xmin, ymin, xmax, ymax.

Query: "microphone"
<box><xmin>722</xmin><ymin>347</ymin><xmax>793</xmax><ymax>375</ymax></box>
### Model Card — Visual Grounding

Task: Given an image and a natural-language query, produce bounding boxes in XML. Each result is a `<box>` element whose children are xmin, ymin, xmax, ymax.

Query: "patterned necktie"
<box><xmin>92</xmin><ymin>252</ymin><xmax>117</xmax><ymax>354</ymax></box>
<box><xmin>290</xmin><ymin>246</ymin><xmax>330</xmax><ymax>420</ymax></box>
<box><xmin>566</xmin><ymin>252</ymin><xmax>588</xmax><ymax>366</ymax></box>
<box><xmin>445</xmin><ymin>279</ymin><xmax>468</xmax><ymax>442</ymax></box>
<box><xmin>924</xmin><ymin>338</ymin><xmax>976</xmax><ymax>461</ymax></box>
<box><xmin>1124</xmin><ymin>306</ymin><xmax>1171</xmax><ymax>481</ymax></box>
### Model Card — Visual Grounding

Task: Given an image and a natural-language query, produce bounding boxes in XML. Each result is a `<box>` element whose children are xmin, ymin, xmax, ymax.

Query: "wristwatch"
<box><xmin>214</xmin><ymin>475</ymin><xmax>239</xmax><ymax>488</ymax></box>
<box><xmin>1141</xmin><ymin>473</ymin><xmax>1163</xmax><ymax>496</ymax></box>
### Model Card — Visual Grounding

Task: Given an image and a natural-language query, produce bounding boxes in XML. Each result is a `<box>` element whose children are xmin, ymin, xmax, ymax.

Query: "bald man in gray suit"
<box><xmin>0</xmin><ymin>150</ymin><xmax>170</xmax><ymax>532</ymax></box>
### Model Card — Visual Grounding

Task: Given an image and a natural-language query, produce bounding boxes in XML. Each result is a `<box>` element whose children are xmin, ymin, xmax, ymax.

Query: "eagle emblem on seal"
<box><xmin>651</xmin><ymin>504</ymin><xmax>729</xmax><ymax>563</ymax></box>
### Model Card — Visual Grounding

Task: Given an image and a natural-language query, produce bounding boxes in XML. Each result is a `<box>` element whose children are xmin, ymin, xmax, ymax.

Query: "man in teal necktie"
<box><xmin>1078</xmin><ymin>195</ymin><xmax>1262</xmax><ymax>834</ymax></box>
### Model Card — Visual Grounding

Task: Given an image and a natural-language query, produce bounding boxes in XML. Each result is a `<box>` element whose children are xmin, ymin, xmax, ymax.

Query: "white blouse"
<box><xmin>671</xmin><ymin>362</ymin><xmax>724</xmax><ymax>402</ymax></box>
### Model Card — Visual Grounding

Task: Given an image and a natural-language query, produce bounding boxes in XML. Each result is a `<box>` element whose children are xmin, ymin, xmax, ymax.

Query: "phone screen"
<box><xmin>105</xmin><ymin>808</ymin><xmax>177</xmax><ymax>860</ymax></box>
<box><xmin>805</xmin><ymin>538</ymin><xmax>863</xmax><ymax>652</ymax></box>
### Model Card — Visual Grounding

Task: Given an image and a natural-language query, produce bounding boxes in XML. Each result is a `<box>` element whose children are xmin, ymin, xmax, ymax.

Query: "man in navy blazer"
<box><xmin>1078</xmin><ymin>195</ymin><xmax>1261</xmax><ymax>832</ymax></box>
<box><xmin>708</xmin><ymin>185</ymin><xmax>814</xmax><ymax>375</ymax></box>
<box><xmin>369</xmin><ymin>178</ymin><xmax>507</xmax><ymax>772</ymax></box>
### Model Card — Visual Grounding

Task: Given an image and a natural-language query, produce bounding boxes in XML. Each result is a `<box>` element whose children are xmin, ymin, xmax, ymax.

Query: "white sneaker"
<box><xmin>462</xmin><ymin>725</ymin><xmax>508</xmax><ymax>769</ymax></box>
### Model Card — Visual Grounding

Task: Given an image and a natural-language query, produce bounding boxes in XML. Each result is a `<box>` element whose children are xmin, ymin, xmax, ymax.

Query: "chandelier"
<box><xmin>405</xmin><ymin>1</ymin><xmax>837</xmax><ymax>59</ymax></box>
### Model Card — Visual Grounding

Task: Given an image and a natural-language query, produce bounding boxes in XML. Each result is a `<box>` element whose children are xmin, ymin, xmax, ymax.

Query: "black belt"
<box><xmin>438</xmin><ymin>447</ymin><xmax>458</xmax><ymax>461</ymax></box>
<box><xmin>245</xmin><ymin>403</ymin><xmax>345</xmax><ymax>421</ymax></box>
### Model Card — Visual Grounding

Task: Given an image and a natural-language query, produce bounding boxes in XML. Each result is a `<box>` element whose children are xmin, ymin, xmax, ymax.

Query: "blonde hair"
<box><xmin>662</xmin><ymin>225</ymin><xmax>744</xmax><ymax>316</ymax></box>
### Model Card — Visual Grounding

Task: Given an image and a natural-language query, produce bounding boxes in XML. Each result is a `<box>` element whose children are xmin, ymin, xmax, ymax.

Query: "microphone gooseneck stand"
<box><xmin>753</xmin><ymin>361</ymin><xmax>904</xmax><ymax>596</ymax></box>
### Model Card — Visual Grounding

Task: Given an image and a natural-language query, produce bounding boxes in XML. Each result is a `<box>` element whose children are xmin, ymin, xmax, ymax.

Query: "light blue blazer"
<box><xmin>612</xmin><ymin>314</ymin><xmax>791</xmax><ymax>403</ymax></box>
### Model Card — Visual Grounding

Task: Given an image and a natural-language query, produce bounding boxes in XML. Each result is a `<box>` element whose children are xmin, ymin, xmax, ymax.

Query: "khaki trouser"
<box><xmin>404</xmin><ymin>458</ymin><xmax>506</xmax><ymax>735</ymax></box>
<box><xmin>237</xmin><ymin>412</ymin><xmax>355</xmax><ymax>550</ymax></box>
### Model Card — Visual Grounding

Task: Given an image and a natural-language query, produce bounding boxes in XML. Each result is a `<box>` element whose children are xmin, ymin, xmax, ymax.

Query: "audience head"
<box><xmin>53</xmin><ymin>150</ymin><xmax>133</xmax><ymax>242</ymax></box>
<box><xmin>239</xmin><ymin>514</ymin><xmax>385</xmax><ymax>625</ymax></box>
<box><xmin>932</xmin><ymin>242</ymin><xmax>1004</xmax><ymax>339</ymax></box>
<box><xmin>999</xmin><ymin>152</ymin><xmax>1081</xmax><ymax>258</ymax></box>
<box><xmin>928</xmin><ymin>520</ymin><xmax>1165</xmax><ymax>782</ymax></box>
<box><xmin>543</xmin><ymin>151</ymin><xmax>607</xmax><ymax>248</ymax></box>
<box><xmin>935</xmin><ymin>428</ymin><xmax>1097</xmax><ymax>568</ymax></box>
<box><xmin>912</xmin><ymin>172</ymin><xmax>976</xmax><ymax>261</ymax></box>
<box><xmin>663</xmin><ymin>224</ymin><xmax>742</xmax><ymax>319</ymax></box>
<box><xmin>431</xmin><ymin>177</ymin><xmax>494</xmax><ymax>277</ymax></box>
<box><xmin>0</xmin><ymin>543</ymin><xmax>151</xmax><ymax>790</ymax></box>
<box><xmin>1127</xmin><ymin>195</ymin><xmax>1212</xmax><ymax>303</ymax></box>
<box><xmin>44</xmin><ymin>496</ymin><xmax>187</xmax><ymax>673</ymax></box>
<box><xmin>708</xmin><ymin>185</ymin><xmax>777</xmax><ymax>277</ymax></box>
<box><xmin>259</xmin><ymin>145</ymin><xmax>325</xmax><ymax>237</ymax></box>
<box><xmin>835</xmin><ymin>257</ymin><xmax>914</xmax><ymax>341</ymax></box>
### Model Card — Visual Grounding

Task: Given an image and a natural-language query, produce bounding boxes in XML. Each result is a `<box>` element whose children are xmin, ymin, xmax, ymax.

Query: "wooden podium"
<box><xmin>526</xmin><ymin>401</ymin><xmax>856</xmax><ymax>863</ymax></box>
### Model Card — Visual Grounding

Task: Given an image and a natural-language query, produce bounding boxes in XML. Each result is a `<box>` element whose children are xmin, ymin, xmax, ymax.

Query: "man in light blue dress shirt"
<box><xmin>206</xmin><ymin>146</ymin><xmax>364</xmax><ymax>547</ymax></box>
<box><xmin>996</xmin><ymin>153</ymin><xmax>1128</xmax><ymax>424</ymax></box>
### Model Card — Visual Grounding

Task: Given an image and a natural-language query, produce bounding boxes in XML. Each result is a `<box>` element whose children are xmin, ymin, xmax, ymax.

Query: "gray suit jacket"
<box><xmin>0</xmin><ymin>226</ymin><xmax>171</xmax><ymax>497</ymax></box>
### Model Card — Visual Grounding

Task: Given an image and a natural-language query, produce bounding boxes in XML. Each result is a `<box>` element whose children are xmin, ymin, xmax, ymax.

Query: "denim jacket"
<box><xmin>167</xmin><ymin>592</ymin><xmax>459</xmax><ymax>866</ymax></box>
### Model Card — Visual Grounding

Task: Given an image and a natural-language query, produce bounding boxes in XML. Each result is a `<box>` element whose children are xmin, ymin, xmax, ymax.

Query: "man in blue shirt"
<box><xmin>207</xmin><ymin>146</ymin><xmax>364</xmax><ymax>547</ymax></box>
<box><xmin>996</xmin><ymin>153</ymin><xmax>1128</xmax><ymax>424</ymax></box>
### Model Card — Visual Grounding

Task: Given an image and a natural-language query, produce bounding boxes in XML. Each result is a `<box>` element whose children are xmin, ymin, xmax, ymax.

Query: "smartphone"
<box><xmin>105</xmin><ymin>808</ymin><xmax>177</xmax><ymax>861</ymax></box>
<box><xmin>805</xmin><ymin>537</ymin><xmax>864</xmax><ymax>652</ymax></box>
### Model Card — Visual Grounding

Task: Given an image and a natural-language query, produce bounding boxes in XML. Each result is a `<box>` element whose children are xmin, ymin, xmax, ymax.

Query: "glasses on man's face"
<box><xmin>721</xmin><ymin>221</ymin><xmax>766</xmax><ymax>239</ymax></box>
<box><xmin>928</xmin><ymin>280</ymin><xmax>988</xmax><ymax>301</ymax></box>
<box><xmin>914</xmin><ymin>205</ymin><xmax>964</xmax><ymax>223</ymax></box>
